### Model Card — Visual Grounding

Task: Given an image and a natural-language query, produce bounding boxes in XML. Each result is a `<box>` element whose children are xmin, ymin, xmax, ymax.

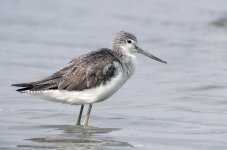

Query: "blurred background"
<box><xmin>1</xmin><ymin>0</ymin><xmax>227</xmax><ymax>149</ymax></box>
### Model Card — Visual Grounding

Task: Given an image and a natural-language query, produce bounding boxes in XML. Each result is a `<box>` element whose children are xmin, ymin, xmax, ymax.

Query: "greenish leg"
<box><xmin>83</xmin><ymin>104</ymin><xmax>93</xmax><ymax>126</ymax></box>
<box><xmin>76</xmin><ymin>104</ymin><xmax>84</xmax><ymax>125</ymax></box>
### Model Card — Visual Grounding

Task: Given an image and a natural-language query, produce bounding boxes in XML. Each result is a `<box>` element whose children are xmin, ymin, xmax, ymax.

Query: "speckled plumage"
<box><xmin>12</xmin><ymin>32</ymin><xmax>139</xmax><ymax>95</ymax></box>
<box><xmin>12</xmin><ymin>31</ymin><xmax>166</xmax><ymax>126</ymax></box>
<box><xmin>14</xmin><ymin>49</ymin><xmax>120</xmax><ymax>91</ymax></box>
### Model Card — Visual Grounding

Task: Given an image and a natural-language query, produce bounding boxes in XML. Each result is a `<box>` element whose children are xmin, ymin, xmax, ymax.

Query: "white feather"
<box><xmin>27</xmin><ymin>72</ymin><xmax>127</xmax><ymax>105</ymax></box>
<box><xmin>24</xmin><ymin>50</ymin><xmax>137</xmax><ymax>105</ymax></box>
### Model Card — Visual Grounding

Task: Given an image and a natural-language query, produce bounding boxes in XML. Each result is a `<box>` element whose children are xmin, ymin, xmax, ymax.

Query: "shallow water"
<box><xmin>1</xmin><ymin>0</ymin><xmax>227</xmax><ymax>149</ymax></box>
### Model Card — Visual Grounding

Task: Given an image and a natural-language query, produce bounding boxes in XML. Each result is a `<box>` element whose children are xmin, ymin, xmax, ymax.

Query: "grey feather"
<box><xmin>12</xmin><ymin>48</ymin><xmax>121</xmax><ymax>92</ymax></box>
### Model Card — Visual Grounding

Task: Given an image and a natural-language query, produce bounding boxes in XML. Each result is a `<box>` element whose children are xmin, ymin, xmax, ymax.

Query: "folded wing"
<box><xmin>12</xmin><ymin>49</ymin><xmax>120</xmax><ymax>92</ymax></box>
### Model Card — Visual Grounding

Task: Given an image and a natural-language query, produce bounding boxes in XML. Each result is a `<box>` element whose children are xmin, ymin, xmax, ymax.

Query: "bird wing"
<box><xmin>12</xmin><ymin>49</ymin><xmax>120</xmax><ymax>92</ymax></box>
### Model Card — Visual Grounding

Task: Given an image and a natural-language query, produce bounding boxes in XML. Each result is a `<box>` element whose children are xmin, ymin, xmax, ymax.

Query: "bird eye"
<box><xmin>126</xmin><ymin>40</ymin><xmax>132</xmax><ymax>44</ymax></box>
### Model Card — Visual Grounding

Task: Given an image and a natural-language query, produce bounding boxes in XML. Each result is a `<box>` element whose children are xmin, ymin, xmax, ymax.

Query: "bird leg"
<box><xmin>83</xmin><ymin>104</ymin><xmax>92</xmax><ymax>126</ymax></box>
<box><xmin>76</xmin><ymin>104</ymin><xmax>84</xmax><ymax>125</ymax></box>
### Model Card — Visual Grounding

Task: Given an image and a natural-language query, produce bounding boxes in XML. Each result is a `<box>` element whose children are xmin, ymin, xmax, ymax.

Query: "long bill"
<box><xmin>136</xmin><ymin>46</ymin><xmax>167</xmax><ymax>64</ymax></box>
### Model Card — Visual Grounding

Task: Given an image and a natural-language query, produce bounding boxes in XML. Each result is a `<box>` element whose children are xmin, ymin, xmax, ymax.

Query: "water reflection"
<box><xmin>18</xmin><ymin>125</ymin><xmax>132</xmax><ymax>149</ymax></box>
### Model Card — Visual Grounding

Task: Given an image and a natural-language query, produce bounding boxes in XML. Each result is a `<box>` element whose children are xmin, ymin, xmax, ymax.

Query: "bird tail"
<box><xmin>11</xmin><ymin>83</ymin><xmax>34</xmax><ymax>92</ymax></box>
<box><xmin>12</xmin><ymin>80</ymin><xmax>59</xmax><ymax>92</ymax></box>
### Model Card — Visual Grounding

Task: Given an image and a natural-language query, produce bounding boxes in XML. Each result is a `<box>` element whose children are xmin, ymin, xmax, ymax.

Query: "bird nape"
<box><xmin>12</xmin><ymin>31</ymin><xmax>167</xmax><ymax>126</ymax></box>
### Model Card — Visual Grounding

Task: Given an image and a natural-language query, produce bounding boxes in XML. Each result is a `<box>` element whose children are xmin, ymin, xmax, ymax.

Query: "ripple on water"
<box><xmin>17</xmin><ymin>125</ymin><xmax>133</xmax><ymax>149</ymax></box>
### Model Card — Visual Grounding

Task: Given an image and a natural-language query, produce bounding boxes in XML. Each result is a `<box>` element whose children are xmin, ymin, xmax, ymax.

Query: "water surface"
<box><xmin>1</xmin><ymin>0</ymin><xmax>227</xmax><ymax>149</ymax></box>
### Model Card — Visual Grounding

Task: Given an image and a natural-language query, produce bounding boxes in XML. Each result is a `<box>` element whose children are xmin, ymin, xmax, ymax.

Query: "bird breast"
<box><xmin>121</xmin><ymin>54</ymin><xmax>137</xmax><ymax>78</ymax></box>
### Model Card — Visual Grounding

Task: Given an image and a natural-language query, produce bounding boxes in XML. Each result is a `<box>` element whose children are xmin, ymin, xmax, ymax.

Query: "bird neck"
<box><xmin>112</xmin><ymin>48</ymin><xmax>137</xmax><ymax>78</ymax></box>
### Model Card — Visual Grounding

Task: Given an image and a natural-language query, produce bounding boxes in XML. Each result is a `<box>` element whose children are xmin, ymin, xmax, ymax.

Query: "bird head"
<box><xmin>112</xmin><ymin>31</ymin><xmax>167</xmax><ymax>63</ymax></box>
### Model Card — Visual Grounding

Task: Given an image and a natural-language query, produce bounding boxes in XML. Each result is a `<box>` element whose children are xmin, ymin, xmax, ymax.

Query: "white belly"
<box><xmin>26</xmin><ymin>72</ymin><xmax>127</xmax><ymax>105</ymax></box>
